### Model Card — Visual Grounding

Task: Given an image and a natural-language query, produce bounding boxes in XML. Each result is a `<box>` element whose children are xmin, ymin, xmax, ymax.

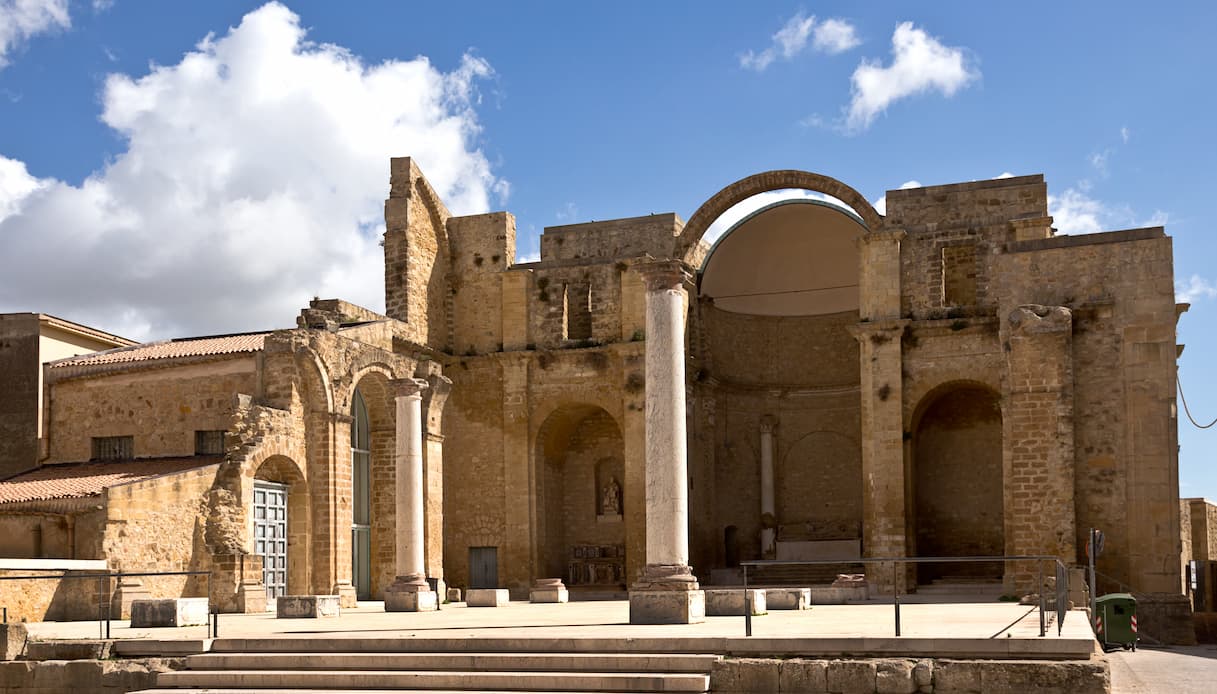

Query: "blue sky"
<box><xmin>1</xmin><ymin>1</ymin><xmax>1214</xmax><ymax>498</ymax></box>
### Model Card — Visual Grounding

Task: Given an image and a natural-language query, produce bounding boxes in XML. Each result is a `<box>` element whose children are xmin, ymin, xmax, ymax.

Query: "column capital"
<box><xmin>760</xmin><ymin>415</ymin><xmax>777</xmax><ymax>434</ymax></box>
<box><xmin>390</xmin><ymin>377</ymin><xmax>429</xmax><ymax>399</ymax></box>
<box><xmin>636</xmin><ymin>259</ymin><xmax>693</xmax><ymax>292</ymax></box>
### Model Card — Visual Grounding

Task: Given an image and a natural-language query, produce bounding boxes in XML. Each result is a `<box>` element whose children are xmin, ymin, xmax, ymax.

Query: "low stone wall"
<box><xmin>0</xmin><ymin>570</ymin><xmax>101</xmax><ymax>622</ymax></box>
<box><xmin>0</xmin><ymin>657</ymin><xmax>185</xmax><ymax>693</ymax></box>
<box><xmin>1132</xmin><ymin>592</ymin><xmax>1196</xmax><ymax>645</ymax></box>
<box><xmin>711</xmin><ymin>656</ymin><xmax>1109</xmax><ymax>694</ymax></box>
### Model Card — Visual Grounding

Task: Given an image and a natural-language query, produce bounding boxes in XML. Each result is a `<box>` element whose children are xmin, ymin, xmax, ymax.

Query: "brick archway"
<box><xmin>677</xmin><ymin>170</ymin><xmax>883</xmax><ymax>264</ymax></box>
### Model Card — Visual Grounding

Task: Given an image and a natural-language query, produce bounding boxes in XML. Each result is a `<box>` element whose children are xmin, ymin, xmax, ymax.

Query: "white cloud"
<box><xmin>1048</xmin><ymin>188</ymin><xmax>1105</xmax><ymax>235</ymax></box>
<box><xmin>813</xmin><ymin>18</ymin><xmax>861</xmax><ymax>55</ymax></box>
<box><xmin>704</xmin><ymin>188</ymin><xmax>856</xmax><ymax>243</ymax></box>
<box><xmin>994</xmin><ymin>172</ymin><xmax>1015</xmax><ymax>179</ymax></box>
<box><xmin>1120</xmin><ymin>126</ymin><xmax>1130</xmax><ymax>144</ymax></box>
<box><xmin>871</xmin><ymin>180</ymin><xmax>922</xmax><ymax>216</ymax></box>
<box><xmin>740</xmin><ymin>13</ymin><xmax>859</xmax><ymax>71</ymax></box>
<box><xmin>1176</xmin><ymin>275</ymin><xmax>1217</xmax><ymax>304</ymax></box>
<box><xmin>846</xmin><ymin>22</ymin><xmax>978</xmax><ymax>132</ymax></box>
<box><xmin>555</xmin><ymin>202</ymin><xmax>578</xmax><ymax>222</ymax></box>
<box><xmin>0</xmin><ymin>2</ymin><xmax>505</xmax><ymax>341</ymax></box>
<box><xmin>1089</xmin><ymin>148</ymin><xmax>1112</xmax><ymax>177</ymax></box>
<box><xmin>0</xmin><ymin>0</ymin><xmax>70</xmax><ymax>69</ymax></box>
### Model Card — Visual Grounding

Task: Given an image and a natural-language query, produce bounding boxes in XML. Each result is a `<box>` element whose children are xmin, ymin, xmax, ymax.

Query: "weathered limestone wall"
<box><xmin>448</xmin><ymin>212</ymin><xmax>515</xmax><ymax>356</ymax></box>
<box><xmin>46</xmin><ymin>359</ymin><xmax>256</xmax><ymax>463</ymax></box>
<box><xmin>102</xmin><ymin>464</ymin><xmax>222</xmax><ymax>603</ymax></box>
<box><xmin>0</xmin><ymin>314</ymin><xmax>40</xmax><ymax>478</ymax></box>
<box><xmin>0</xmin><ymin>568</ymin><xmax>98</xmax><ymax>622</ymax></box>
<box><xmin>0</xmin><ymin>657</ymin><xmax>184</xmax><ymax>693</ymax></box>
<box><xmin>1184</xmin><ymin>498</ymin><xmax>1217</xmax><ymax>561</ymax></box>
<box><xmin>997</xmin><ymin>230</ymin><xmax>1180</xmax><ymax>594</ymax></box>
<box><xmin>0</xmin><ymin>514</ymin><xmax>72</xmax><ymax>558</ymax></box>
<box><xmin>538</xmin><ymin>214</ymin><xmax>680</xmax><ymax>262</ymax></box>
<box><xmin>384</xmin><ymin>157</ymin><xmax>451</xmax><ymax>350</ymax></box>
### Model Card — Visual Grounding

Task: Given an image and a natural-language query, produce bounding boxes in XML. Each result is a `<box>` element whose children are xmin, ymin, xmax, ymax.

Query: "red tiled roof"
<box><xmin>49</xmin><ymin>332</ymin><xmax>268</xmax><ymax>369</ymax></box>
<box><xmin>0</xmin><ymin>457</ymin><xmax>222</xmax><ymax>504</ymax></box>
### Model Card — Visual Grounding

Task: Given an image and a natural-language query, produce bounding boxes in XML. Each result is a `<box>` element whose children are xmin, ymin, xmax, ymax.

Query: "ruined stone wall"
<box><xmin>538</xmin><ymin>214</ymin><xmax>680</xmax><ymax>262</ymax></box>
<box><xmin>528</xmin><ymin>263</ymin><xmax>623</xmax><ymax>350</ymax></box>
<box><xmin>1185</xmin><ymin>498</ymin><xmax>1217</xmax><ymax>561</ymax></box>
<box><xmin>997</xmin><ymin>230</ymin><xmax>1180</xmax><ymax>593</ymax></box>
<box><xmin>45</xmin><ymin>359</ymin><xmax>257</xmax><ymax>463</ymax></box>
<box><xmin>0</xmin><ymin>513</ymin><xmax>72</xmax><ymax>558</ymax></box>
<box><xmin>448</xmin><ymin>212</ymin><xmax>514</xmax><ymax>355</ymax></box>
<box><xmin>384</xmin><ymin>157</ymin><xmax>451</xmax><ymax>350</ymax></box>
<box><xmin>0</xmin><ymin>313</ymin><xmax>39</xmax><ymax>478</ymax></box>
<box><xmin>102</xmin><ymin>464</ymin><xmax>221</xmax><ymax>603</ymax></box>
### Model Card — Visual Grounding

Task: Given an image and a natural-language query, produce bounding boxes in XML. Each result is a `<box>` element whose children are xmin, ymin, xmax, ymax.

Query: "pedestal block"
<box><xmin>629</xmin><ymin>589</ymin><xmax>705</xmax><ymax>624</ymax></box>
<box><xmin>446</xmin><ymin>587</ymin><xmax>462</xmax><ymax>603</ymax></box>
<box><xmin>530</xmin><ymin>579</ymin><xmax>569</xmax><ymax>603</ymax></box>
<box><xmin>385</xmin><ymin>575</ymin><xmax>438</xmax><ymax>612</ymax></box>
<box><xmin>130</xmin><ymin>598</ymin><xmax>210</xmax><ymax>627</ymax></box>
<box><xmin>276</xmin><ymin>595</ymin><xmax>340</xmax><ymax>618</ymax></box>
<box><xmin>705</xmin><ymin>589</ymin><xmax>766</xmax><ymax>616</ymax></box>
<box><xmin>766</xmin><ymin>587</ymin><xmax>811</xmax><ymax>610</ymax></box>
<box><xmin>466</xmin><ymin>589</ymin><xmax>510</xmax><ymax>607</ymax></box>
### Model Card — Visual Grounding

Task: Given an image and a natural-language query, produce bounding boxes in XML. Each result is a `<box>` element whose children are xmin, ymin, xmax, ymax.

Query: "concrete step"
<box><xmin>153</xmin><ymin>669</ymin><xmax>711</xmax><ymax>692</ymax></box>
<box><xmin>916</xmin><ymin>582</ymin><xmax>1004</xmax><ymax>596</ymax></box>
<box><xmin>138</xmin><ymin>690</ymin><xmax>661</xmax><ymax>694</ymax></box>
<box><xmin>186</xmin><ymin>651</ymin><xmax>719</xmax><ymax>673</ymax></box>
<box><xmin>209</xmin><ymin>636</ymin><xmax>725</xmax><ymax>653</ymax></box>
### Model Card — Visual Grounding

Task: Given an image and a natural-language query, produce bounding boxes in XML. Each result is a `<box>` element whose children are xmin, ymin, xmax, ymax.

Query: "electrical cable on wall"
<box><xmin>1178</xmin><ymin>375</ymin><xmax>1217</xmax><ymax>429</ymax></box>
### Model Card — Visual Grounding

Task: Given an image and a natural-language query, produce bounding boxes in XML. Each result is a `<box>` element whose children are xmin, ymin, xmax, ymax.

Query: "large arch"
<box><xmin>677</xmin><ymin>170</ymin><xmax>884</xmax><ymax>264</ymax></box>
<box><xmin>533</xmin><ymin>403</ymin><xmax>626</xmax><ymax>594</ymax></box>
<box><xmin>348</xmin><ymin>368</ymin><xmax>396</xmax><ymax>599</ymax></box>
<box><xmin>909</xmin><ymin>381</ymin><xmax>1004</xmax><ymax>584</ymax></box>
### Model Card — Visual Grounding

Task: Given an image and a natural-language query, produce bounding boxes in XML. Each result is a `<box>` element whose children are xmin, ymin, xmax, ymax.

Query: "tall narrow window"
<box><xmin>564</xmin><ymin>282</ymin><xmax>593</xmax><ymax>341</ymax></box>
<box><xmin>942</xmin><ymin>244</ymin><xmax>978</xmax><ymax>307</ymax></box>
<box><xmin>91</xmin><ymin>436</ymin><xmax>133</xmax><ymax>461</ymax></box>
<box><xmin>351</xmin><ymin>389</ymin><xmax>371</xmax><ymax>600</ymax></box>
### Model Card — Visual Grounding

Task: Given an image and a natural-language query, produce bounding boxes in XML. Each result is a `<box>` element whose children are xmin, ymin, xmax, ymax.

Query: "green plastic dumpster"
<box><xmin>1096</xmin><ymin>593</ymin><xmax>1138</xmax><ymax>651</ymax></box>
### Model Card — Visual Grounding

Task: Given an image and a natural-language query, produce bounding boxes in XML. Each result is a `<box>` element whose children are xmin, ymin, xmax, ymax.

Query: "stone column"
<box><xmin>854</xmin><ymin>229</ymin><xmax>908</xmax><ymax>593</ymax></box>
<box><xmin>384</xmin><ymin>377</ymin><xmax>437</xmax><ymax>611</ymax></box>
<box><xmin>629</xmin><ymin>259</ymin><xmax>704</xmax><ymax>624</ymax></box>
<box><xmin>759</xmin><ymin>416</ymin><xmax>776</xmax><ymax>557</ymax></box>
<box><xmin>418</xmin><ymin>366</ymin><xmax>452</xmax><ymax>600</ymax></box>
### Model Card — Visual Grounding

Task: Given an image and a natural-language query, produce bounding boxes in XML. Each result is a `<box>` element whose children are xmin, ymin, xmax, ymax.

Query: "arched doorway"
<box><xmin>252</xmin><ymin>455</ymin><xmax>309</xmax><ymax>599</ymax></box>
<box><xmin>535</xmin><ymin>404</ymin><xmax>626</xmax><ymax>595</ymax></box>
<box><xmin>912</xmin><ymin>384</ymin><xmax>1004</xmax><ymax>584</ymax></box>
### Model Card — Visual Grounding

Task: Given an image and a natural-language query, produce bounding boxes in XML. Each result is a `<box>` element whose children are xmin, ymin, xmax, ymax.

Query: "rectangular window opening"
<box><xmin>195</xmin><ymin>430</ymin><xmax>226</xmax><ymax>456</ymax></box>
<box><xmin>942</xmin><ymin>244</ymin><xmax>979</xmax><ymax>307</ymax></box>
<box><xmin>91</xmin><ymin>435</ymin><xmax>133</xmax><ymax>461</ymax></box>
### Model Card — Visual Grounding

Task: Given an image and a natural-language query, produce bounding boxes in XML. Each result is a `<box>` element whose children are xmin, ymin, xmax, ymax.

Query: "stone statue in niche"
<box><xmin>600</xmin><ymin>476</ymin><xmax>622</xmax><ymax>516</ymax></box>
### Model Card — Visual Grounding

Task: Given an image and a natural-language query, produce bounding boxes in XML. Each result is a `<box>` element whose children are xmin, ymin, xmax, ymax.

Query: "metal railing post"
<box><xmin>893</xmin><ymin>561</ymin><xmax>901</xmax><ymax>637</ymax></box>
<box><xmin>97</xmin><ymin>573</ymin><xmax>105</xmax><ymax>639</ymax></box>
<box><xmin>1038</xmin><ymin>561</ymin><xmax>1045</xmax><ymax>637</ymax></box>
<box><xmin>743</xmin><ymin>564</ymin><xmax>752</xmax><ymax>637</ymax></box>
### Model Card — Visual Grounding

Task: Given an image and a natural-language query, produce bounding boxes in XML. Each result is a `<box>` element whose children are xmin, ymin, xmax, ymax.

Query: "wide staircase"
<box><xmin>132</xmin><ymin>637</ymin><xmax>719</xmax><ymax>693</ymax></box>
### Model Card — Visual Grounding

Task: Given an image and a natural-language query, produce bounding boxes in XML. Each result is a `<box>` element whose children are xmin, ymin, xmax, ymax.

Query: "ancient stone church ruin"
<box><xmin>0</xmin><ymin>158</ymin><xmax>1189</xmax><ymax>633</ymax></box>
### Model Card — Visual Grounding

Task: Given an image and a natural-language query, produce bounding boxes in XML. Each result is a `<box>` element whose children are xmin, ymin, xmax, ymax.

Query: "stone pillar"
<box><xmin>327</xmin><ymin>411</ymin><xmax>358</xmax><ymax>607</ymax></box>
<box><xmin>497</xmin><ymin>353</ymin><xmax>533</xmax><ymax>598</ymax></box>
<box><xmin>759</xmin><ymin>416</ymin><xmax>776</xmax><ymax>557</ymax></box>
<box><xmin>418</xmin><ymin>366</ymin><xmax>452</xmax><ymax>599</ymax></box>
<box><xmin>384</xmin><ymin>378</ymin><xmax>437</xmax><ymax>611</ymax></box>
<box><xmin>1003</xmin><ymin>305</ymin><xmax>1076</xmax><ymax>594</ymax></box>
<box><xmin>854</xmin><ymin>229</ymin><xmax>908</xmax><ymax>593</ymax></box>
<box><xmin>629</xmin><ymin>259</ymin><xmax>704</xmax><ymax>624</ymax></box>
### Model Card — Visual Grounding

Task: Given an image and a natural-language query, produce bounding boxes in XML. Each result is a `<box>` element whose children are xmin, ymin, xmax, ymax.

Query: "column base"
<box><xmin>384</xmin><ymin>574</ymin><xmax>438</xmax><ymax>612</ymax></box>
<box><xmin>332</xmin><ymin>582</ymin><xmax>358</xmax><ymax>609</ymax></box>
<box><xmin>629</xmin><ymin>564</ymin><xmax>704</xmax><ymax>624</ymax></box>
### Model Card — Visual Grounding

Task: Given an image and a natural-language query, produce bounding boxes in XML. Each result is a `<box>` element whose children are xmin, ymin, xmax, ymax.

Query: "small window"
<box><xmin>942</xmin><ymin>244</ymin><xmax>978</xmax><ymax>307</ymax></box>
<box><xmin>92</xmin><ymin>436</ymin><xmax>133</xmax><ymax>461</ymax></box>
<box><xmin>563</xmin><ymin>282</ymin><xmax>593</xmax><ymax>341</ymax></box>
<box><xmin>195</xmin><ymin>430</ymin><xmax>226</xmax><ymax>456</ymax></box>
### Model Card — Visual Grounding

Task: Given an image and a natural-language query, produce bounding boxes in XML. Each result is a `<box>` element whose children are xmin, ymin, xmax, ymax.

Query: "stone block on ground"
<box><xmin>446</xmin><ymin>587</ymin><xmax>462</xmax><ymax>603</ymax></box>
<box><xmin>275</xmin><ymin>594</ymin><xmax>341</xmax><ymax>618</ymax></box>
<box><xmin>710</xmin><ymin>658</ymin><xmax>779</xmax><ymax>693</ymax></box>
<box><xmin>704</xmin><ymin>588</ymin><xmax>766</xmax><ymax>615</ymax></box>
<box><xmin>466</xmin><ymin>588</ymin><xmax>510</xmax><ymax>607</ymax></box>
<box><xmin>876</xmin><ymin>658</ymin><xmax>917</xmax><ymax>694</ymax></box>
<box><xmin>130</xmin><ymin>597</ymin><xmax>210</xmax><ymax>627</ymax></box>
<box><xmin>766</xmin><ymin>587</ymin><xmax>811</xmax><ymax>610</ymax></box>
<box><xmin>0</xmin><ymin>623</ymin><xmax>27</xmax><ymax>661</ymax></box>
<box><xmin>977</xmin><ymin>659</ymin><xmax>1109</xmax><ymax>694</ymax></box>
<box><xmin>811</xmin><ymin>585</ymin><xmax>868</xmax><ymax>604</ymax></box>
<box><xmin>384</xmin><ymin>579</ymin><xmax>438</xmax><ymax>612</ymax></box>
<box><xmin>778</xmin><ymin>658</ymin><xmax>827</xmax><ymax>692</ymax></box>
<box><xmin>24</xmin><ymin>639</ymin><xmax>111</xmax><ymax>660</ymax></box>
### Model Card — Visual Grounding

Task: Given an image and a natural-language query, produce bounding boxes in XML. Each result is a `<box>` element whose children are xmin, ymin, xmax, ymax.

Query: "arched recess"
<box><xmin>911</xmin><ymin>382</ymin><xmax>1004</xmax><ymax>584</ymax></box>
<box><xmin>534</xmin><ymin>404</ymin><xmax>626</xmax><ymax>591</ymax></box>
<box><xmin>348</xmin><ymin>369</ymin><xmax>395</xmax><ymax>599</ymax></box>
<box><xmin>677</xmin><ymin>170</ymin><xmax>883</xmax><ymax>263</ymax></box>
<box><xmin>779</xmin><ymin>431</ymin><xmax>863</xmax><ymax>541</ymax></box>
<box><xmin>253</xmin><ymin>455</ymin><xmax>310</xmax><ymax>598</ymax></box>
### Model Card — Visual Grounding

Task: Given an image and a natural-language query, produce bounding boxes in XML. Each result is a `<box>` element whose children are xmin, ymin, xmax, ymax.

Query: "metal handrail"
<box><xmin>738</xmin><ymin>554</ymin><xmax>1069</xmax><ymax>638</ymax></box>
<box><xmin>0</xmin><ymin>569</ymin><xmax>217</xmax><ymax>639</ymax></box>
